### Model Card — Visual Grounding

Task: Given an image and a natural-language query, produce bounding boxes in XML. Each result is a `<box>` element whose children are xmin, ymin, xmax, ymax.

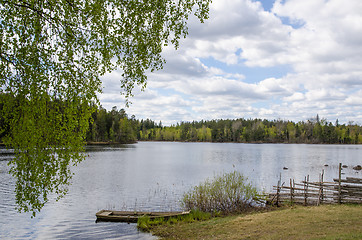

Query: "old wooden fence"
<box><xmin>267</xmin><ymin>163</ymin><xmax>362</xmax><ymax>206</ymax></box>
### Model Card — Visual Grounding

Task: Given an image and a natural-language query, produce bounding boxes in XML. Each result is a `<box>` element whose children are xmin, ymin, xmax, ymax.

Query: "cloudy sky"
<box><xmin>100</xmin><ymin>0</ymin><xmax>362</xmax><ymax>126</ymax></box>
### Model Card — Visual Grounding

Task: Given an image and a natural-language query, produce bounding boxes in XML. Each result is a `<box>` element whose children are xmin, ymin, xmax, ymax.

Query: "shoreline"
<box><xmin>2</xmin><ymin>141</ymin><xmax>362</xmax><ymax>147</ymax></box>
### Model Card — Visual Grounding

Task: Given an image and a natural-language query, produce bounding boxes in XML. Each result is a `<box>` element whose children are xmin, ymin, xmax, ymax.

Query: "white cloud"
<box><xmin>345</xmin><ymin>90</ymin><xmax>362</xmax><ymax>106</ymax></box>
<box><xmin>99</xmin><ymin>0</ymin><xmax>362</xmax><ymax>125</ymax></box>
<box><xmin>184</xmin><ymin>0</ymin><xmax>292</xmax><ymax>66</ymax></box>
<box><xmin>257</xmin><ymin>78</ymin><xmax>289</xmax><ymax>95</ymax></box>
<box><xmin>175</xmin><ymin>77</ymin><xmax>265</xmax><ymax>99</ymax></box>
<box><xmin>283</xmin><ymin>92</ymin><xmax>305</xmax><ymax>102</ymax></box>
<box><xmin>305</xmin><ymin>89</ymin><xmax>345</xmax><ymax>102</ymax></box>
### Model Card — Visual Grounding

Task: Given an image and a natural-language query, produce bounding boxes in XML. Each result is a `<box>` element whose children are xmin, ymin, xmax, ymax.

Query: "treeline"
<box><xmin>138</xmin><ymin>115</ymin><xmax>362</xmax><ymax>144</ymax></box>
<box><xmin>85</xmin><ymin>106</ymin><xmax>163</xmax><ymax>144</ymax></box>
<box><xmin>86</xmin><ymin>106</ymin><xmax>139</xmax><ymax>144</ymax></box>
<box><xmin>2</xmin><ymin>102</ymin><xmax>362</xmax><ymax>144</ymax></box>
<box><xmin>88</xmin><ymin>107</ymin><xmax>362</xmax><ymax>144</ymax></box>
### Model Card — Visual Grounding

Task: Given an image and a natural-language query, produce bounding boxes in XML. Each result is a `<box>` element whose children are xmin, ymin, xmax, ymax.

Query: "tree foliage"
<box><xmin>137</xmin><ymin>116</ymin><xmax>362</xmax><ymax>144</ymax></box>
<box><xmin>79</xmin><ymin>109</ymin><xmax>362</xmax><ymax>144</ymax></box>
<box><xmin>86</xmin><ymin>106</ymin><xmax>138</xmax><ymax>144</ymax></box>
<box><xmin>0</xmin><ymin>0</ymin><xmax>211</xmax><ymax>216</ymax></box>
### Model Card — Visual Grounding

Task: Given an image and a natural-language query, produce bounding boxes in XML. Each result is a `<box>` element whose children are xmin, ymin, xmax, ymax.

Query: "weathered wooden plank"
<box><xmin>339</xmin><ymin>192</ymin><xmax>362</xmax><ymax>197</ymax></box>
<box><xmin>276</xmin><ymin>186</ymin><xmax>321</xmax><ymax>193</ymax></box>
<box><xmin>333</xmin><ymin>178</ymin><xmax>362</xmax><ymax>184</ymax></box>
<box><xmin>333</xmin><ymin>185</ymin><xmax>362</xmax><ymax>191</ymax></box>
<box><xmin>297</xmin><ymin>182</ymin><xmax>337</xmax><ymax>191</ymax></box>
<box><xmin>346</xmin><ymin>177</ymin><xmax>362</xmax><ymax>183</ymax></box>
<box><xmin>300</xmin><ymin>181</ymin><xmax>336</xmax><ymax>186</ymax></box>
<box><xmin>96</xmin><ymin>210</ymin><xmax>191</xmax><ymax>223</ymax></box>
<box><xmin>333</xmin><ymin>197</ymin><xmax>362</xmax><ymax>202</ymax></box>
<box><xmin>340</xmin><ymin>188</ymin><xmax>362</xmax><ymax>193</ymax></box>
<box><xmin>97</xmin><ymin>211</ymin><xmax>111</xmax><ymax>217</ymax></box>
<box><xmin>275</xmin><ymin>187</ymin><xmax>336</xmax><ymax>194</ymax></box>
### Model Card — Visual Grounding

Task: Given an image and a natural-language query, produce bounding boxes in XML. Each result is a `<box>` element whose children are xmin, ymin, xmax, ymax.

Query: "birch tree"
<box><xmin>0</xmin><ymin>0</ymin><xmax>211</xmax><ymax>216</ymax></box>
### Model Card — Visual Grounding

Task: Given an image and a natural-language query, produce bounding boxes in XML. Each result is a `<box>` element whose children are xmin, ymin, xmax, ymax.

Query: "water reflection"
<box><xmin>0</xmin><ymin>146</ymin><xmax>14</xmax><ymax>161</ymax></box>
<box><xmin>0</xmin><ymin>142</ymin><xmax>361</xmax><ymax>239</ymax></box>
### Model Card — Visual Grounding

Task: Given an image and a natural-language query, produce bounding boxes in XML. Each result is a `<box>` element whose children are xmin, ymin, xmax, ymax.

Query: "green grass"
<box><xmin>137</xmin><ymin>210</ymin><xmax>213</xmax><ymax>232</ymax></box>
<box><xmin>148</xmin><ymin>204</ymin><xmax>362</xmax><ymax>240</ymax></box>
<box><xmin>313</xmin><ymin>233</ymin><xmax>362</xmax><ymax>240</ymax></box>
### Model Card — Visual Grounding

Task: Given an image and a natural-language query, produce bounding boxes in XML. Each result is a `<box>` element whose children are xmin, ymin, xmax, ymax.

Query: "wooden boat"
<box><xmin>96</xmin><ymin>210</ymin><xmax>191</xmax><ymax>223</ymax></box>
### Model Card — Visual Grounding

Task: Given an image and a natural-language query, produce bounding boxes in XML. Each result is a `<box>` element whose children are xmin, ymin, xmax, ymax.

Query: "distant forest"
<box><xmin>85</xmin><ymin>107</ymin><xmax>362</xmax><ymax>144</ymax></box>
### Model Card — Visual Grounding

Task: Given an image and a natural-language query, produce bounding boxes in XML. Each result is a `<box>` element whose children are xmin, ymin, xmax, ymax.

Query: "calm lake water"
<box><xmin>1</xmin><ymin>142</ymin><xmax>361</xmax><ymax>239</ymax></box>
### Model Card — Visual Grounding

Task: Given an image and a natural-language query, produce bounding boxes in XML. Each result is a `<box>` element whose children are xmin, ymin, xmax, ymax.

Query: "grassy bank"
<box><xmin>149</xmin><ymin>204</ymin><xmax>362</xmax><ymax>240</ymax></box>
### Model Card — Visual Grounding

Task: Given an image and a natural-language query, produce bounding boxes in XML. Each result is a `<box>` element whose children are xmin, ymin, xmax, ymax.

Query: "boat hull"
<box><xmin>96</xmin><ymin>210</ymin><xmax>190</xmax><ymax>223</ymax></box>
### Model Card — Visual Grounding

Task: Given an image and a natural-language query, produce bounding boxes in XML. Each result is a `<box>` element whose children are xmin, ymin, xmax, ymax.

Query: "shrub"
<box><xmin>182</xmin><ymin>171</ymin><xmax>260</xmax><ymax>214</ymax></box>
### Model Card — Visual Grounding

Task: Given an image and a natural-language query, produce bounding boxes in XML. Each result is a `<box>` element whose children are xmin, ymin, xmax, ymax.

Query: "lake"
<box><xmin>0</xmin><ymin>142</ymin><xmax>361</xmax><ymax>239</ymax></box>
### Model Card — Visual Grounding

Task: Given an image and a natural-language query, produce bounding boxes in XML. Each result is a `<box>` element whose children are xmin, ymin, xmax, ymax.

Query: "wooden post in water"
<box><xmin>304</xmin><ymin>176</ymin><xmax>306</xmax><ymax>205</ymax></box>
<box><xmin>290</xmin><ymin>178</ymin><xmax>293</xmax><ymax>205</ymax></box>
<box><xmin>276</xmin><ymin>173</ymin><xmax>281</xmax><ymax>207</ymax></box>
<box><xmin>292</xmin><ymin>179</ymin><xmax>295</xmax><ymax>205</ymax></box>
<box><xmin>321</xmin><ymin>170</ymin><xmax>324</xmax><ymax>202</ymax></box>
<box><xmin>338</xmin><ymin>163</ymin><xmax>342</xmax><ymax>204</ymax></box>
<box><xmin>304</xmin><ymin>175</ymin><xmax>309</xmax><ymax>205</ymax></box>
<box><xmin>317</xmin><ymin>170</ymin><xmax>324</xmax><ymax>206</ymax></box>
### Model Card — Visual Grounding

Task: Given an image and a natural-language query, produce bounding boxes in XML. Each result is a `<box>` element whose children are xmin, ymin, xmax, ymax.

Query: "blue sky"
<box><xmin>101</xmin><ymin>0</ymin><xmax>362</xmax><ymax>126</ymax></box>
